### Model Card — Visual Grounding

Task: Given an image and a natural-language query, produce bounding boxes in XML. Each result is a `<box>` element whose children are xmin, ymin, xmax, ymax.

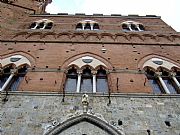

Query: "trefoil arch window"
<box><xmin>122</xmin><ymin>21</ymin><xmax>145</xmax><ymax>32</ymax></box>
<box><xmin>76</xmin><ymin>20</ymin><xmax>100</xmax><ymax>31</ymax></box>
<box><xmin>29</xmin><ymin>19</ymin><xmax>53</xmax><ymax>30</ymax></box>
<box><xmin>96</xmin><ymin>67</ymin><xmax>108</xmax><ymax>93</ymax></box>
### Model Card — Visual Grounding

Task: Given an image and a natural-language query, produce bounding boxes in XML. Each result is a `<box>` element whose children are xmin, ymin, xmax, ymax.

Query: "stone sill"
<box><xmin>0</xmin><ymin>91</ymin><xmax>180</xmax><ymax>98</ymax></box>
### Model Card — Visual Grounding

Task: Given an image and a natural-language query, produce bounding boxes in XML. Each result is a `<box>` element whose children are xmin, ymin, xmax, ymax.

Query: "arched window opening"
<box><xmin>30</xmin><ymin>19</ymin><xmax>53</xmax><ymax>30</ymax></box>
<box><xmin>93</xmin><ymin>23</ymin><xmax>99</xmax><ymax>30</ymax></box>
<box><xmin>65</xmin><ymin>67</ymin><xmax>78</xmax><ymax>93</ymax></box>
<box><xmin>76</xmin><ymin>23</ymin><xmax>83</xmax><ymax>30</ymax></box>
<box><xmin>81</xmin><ymin>67</ymin><xmax>93</xmax><ymax>93</ymax></box>
<box><xmin>131</xmin><ymin>24</ymin><xmax>138</xmax><ymax>31</ymax></box>
<box><xmin>45</xmin><ymin>22</ymin><xmax>53</xmax><ymax>29</ymax></box>
<box><xmin>29</xmin><ymin>22</ymin><xmax>37</xmax><ymax>29</ymax></box>
<box><xmin>145</xmin><ymin>68</ymin><xmax>165</xmax><ymax>94</ymax></box>
<box><xmin>122</xmin><ymin>24</ymin><xmax>130</xmax><ymax>31</ymax></box>
<box><xmin>36</xmin><ymin>22</ymin><xmax>45</xmax><ymax>29</ymax></box>
<box><xmin>96</xmin><ymin>68</ymin><xmax>108</xmax><ymax>93</ymax></box>
<box><xmin>122</xmin><ymin>21</ymin><xmax>145</xmax><ymax>32</ymax></box>
<box><xmin>139</xmin><ymin>24</ymin><xmax>145</xmax><ymax>31</ymax></box>
<box><xmin>0</xmin><ymin>65</ymin><xmax>28</xmax><ymax>91</ymax></box>
<box><xmin>84</xmin><ymin>23</ymin><xmax>91</xmax><ymax>30</ymax></box>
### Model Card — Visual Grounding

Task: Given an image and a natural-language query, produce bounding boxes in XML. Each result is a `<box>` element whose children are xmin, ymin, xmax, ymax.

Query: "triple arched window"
<box><xmin>122</xmin><ymin>21</ymin><xmax>145</xmax><ymax>32</ymax></box>
<box><xmin>76</xmin><ymin>20</ymin><xmax>100</xmax><ymax>30</ymax></box>
<box><xmin>29</xmin><ymin>19</ymin><xmax>53</xmax><ymax>30</ymax></box>
<box><xmin>64</xmin><ymin>66</ymin><xmax>108</xmax><ymax>93</ymax></box>
<box><xmin>143</xmin><ymin>58</ymin><xmax>180</xmax><ymax>94</ymax></box>
<box><xmin>64</xmin><ymin>56</ymin><xmax>108</xmax><ymax>93</ymax></box>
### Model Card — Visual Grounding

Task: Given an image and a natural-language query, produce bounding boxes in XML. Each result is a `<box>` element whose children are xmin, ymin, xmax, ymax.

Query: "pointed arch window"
<box><xmin>145</xmin><ymin>68</ymin><xmax>164</xmax><ymax>94</ymax></box>
<box><xmin>96</xmin><ymin>68</ymin><xmax>108</xmax><ymax>93</ymax></box>
<box><xmin>93</xmin><ymin>23</ymin><xmax>100</xmax><ymax>30</ymax></box>
<box><xmin>76</xmin><ymin>20</ymin><xmax>100</xmax><ymax>30</ymax></box>
<box><xmin>29</xmin><ymin>19</ymin><xmax>53</xmax><ymax>30</ymax></box>
<box><xmin>76</xmin><ymin>23</ymin><xmax>83</xmax><ymax>30</ymax></box>
<box><xmin>64</xmin><ymin>67</ymin><xmax>78</xmax><ymax>93</ymax></box>
<box><xmin>122</xmin><ymin>21</ymin><xmax>145</xmax><ymax>32</ymax></box>
<box><xmin>81</xmin><ymin>67</ymin><xmax>93</xmax><ymax>93</ymax></box>
<box><xmin>84</xmin><ymin>23</ymin><xmax>91</xmax><ymax>30</ymax></box>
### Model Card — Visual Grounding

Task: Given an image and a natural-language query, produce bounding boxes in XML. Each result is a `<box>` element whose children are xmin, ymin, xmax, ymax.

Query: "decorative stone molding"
<box><xmin>44</xmin><ymin>112</ymin><xmax>124</xmax><ymax>135</ymax></box>
<box><xmin>0</xmin><ymin>55</ymin><xmax>31</xmax><ymax>68</ymax></box>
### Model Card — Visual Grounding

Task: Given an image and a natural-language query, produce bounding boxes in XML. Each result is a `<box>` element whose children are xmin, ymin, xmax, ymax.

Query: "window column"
<box><xmin>90</xmin><ymin>23</ymin><xmax>94</xmax><ymax>30</ymax></box>
<box><xmin>0</xmin><ymin>69</ymin><xmax>17</xmax><ymax>91</ymax></box>
<box><xmin>82</xmin><ymin>23</ymin><xmax>85</xmax><ymax>30</ymax></box>
<box><xmin>92</xmin><ymin>71</ymin><xmax>97</xmax><ymax>93</ymax></box>
<box><xmin>170</xmin><ymin>72</ymin><xmax>180</xmax><ymax>89</ymax></box>
<box><xmin>76</xmin><ymin>70</ymin><xmax>82</xmax><ymax>93</ymax></box>
<box><xmin>128</xmin><ymin>24</ymin><xmax>133</xmax><ymax>31</ymax></box>
<box><xmin>155</xmin><ymin>72</ymin><xmax>170</xmax><ymax>94</ymax></box>
<box><xmin>137</xmin><ymin>25</ymin><xmax>141</xmax><ymax>31</ymax></box>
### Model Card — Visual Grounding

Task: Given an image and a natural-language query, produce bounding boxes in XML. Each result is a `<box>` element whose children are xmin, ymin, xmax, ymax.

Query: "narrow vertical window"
<box><xmin>36</xmin><ymin>22</ymin><xmax>45</xmax><ymax>29</ymax></box>
<box><xmin>76</xmin><ymin>23</ymin><xmax>83</xmax><ymax>30</ymax></box>
<box><xmin>93</xmin><ymin>23</ymin><xmax>99</xmax><ymax>30</ymax></box>
<box><xmin>96</xmin><ymin>68</ymin><xmax>108</xmax><ymax>93</ymax></box>
<box><xmin>84</xmin><ymin>23</ymin><xmax>91</xmax><ymax>30</ymax></box>
<box><xmin>160</xmin><ymin>69</ymin><xmax>177</xmax><ymax>94</ymax></box>
<box><xmin>45</xmin><ymin>22</ymin><xmax>53</xmax><ymax>29</ymax></box>
<box><xmin>122</xmin><ymin>24</ymin><xmax>130</xmax><ymax>31</ymax></box>
<box><xmin>10</xmin><ymin>66</ymin><xmax>27</xmax><ymax>91</ymax></box>
<box><xmin>145</xmin><ymin>68</ymin><xmax>164</xmax><ymax>94</ymax></box>
<box><xmin>29</xmin><ymin>22</ymin><xmax>37</xmax><ymax>29</ymax></box>
<box><xmin>65</xmin><ymin>67</ymin><xmax>77</xmax><ymax>93</ymax></box>
<box><xmin>81</xmin><ymin>67</ymin><xmax>93</xmax><ymax>93</ymax></box>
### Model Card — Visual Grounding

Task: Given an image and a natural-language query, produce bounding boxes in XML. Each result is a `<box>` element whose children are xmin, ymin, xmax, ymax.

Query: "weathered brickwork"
<box><xmin>0</xmin><ymin>1</ymin><xmax>180</xmax><ymax>135</ymax></box>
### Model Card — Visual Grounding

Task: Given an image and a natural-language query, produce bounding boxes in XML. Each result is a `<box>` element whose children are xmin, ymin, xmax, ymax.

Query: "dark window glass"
<box><xmin>45</xmin><ymin>22</ymin><xmax>53</xmax><ymax>29</ymax></box>
<box><xmin>96</xmin><ymin>69</ymin><xmax>108</xmax><ymax>93</ymax></box>
<box><xmin>29</xmin><ymin>22</ymin><xmax>37</xmax><ymax>29</ymax></box>
<box><xmin>36</xmin><ymin>22</ymin><xmax>45</xmax><ymax>29</ymax></box>
<box><xmin>148</xmin><ymin>79</ymin><xmax>163</xmax><ymax>94</ymax></box>
<box><xmin>139</xmin><ymin>24</ymin><xmax>145</xmax><ymax>31</ymax></box>
<box><xmin>81</xmin><ymin>68</ymin><xmax>92</xmax><ymax>93</ymax></box>
<box><xmin>122</xmin><ymin>24</ymin><xmax>130</xmax><ymax>31</ymax></box>
<box><xmin>163</xmin><ymin>79</ymin><xmax>177</xmax><ymax>94</ymax></box>
<box><xmin>76</xmin><ymin>23</ymin><xmax>83</xmax><ymax>30</ymax></box>
<box><xmin>93</xmin><ymin>23</ymin><xmax>99</xmax><ymax>30</ymax></box>
<box><xmin>1</xmin><ymin>66</ymin><xmax>27</xmax><ymax>91</ymax></box>
<box><xmin>131</xmin><ymin>24</ymin><xmax>138</xmax><ymax>31</ymax></box>
<box><xmin>65</xmin><ymin>68</ymin><xmax>77</xmax><ymax>92</ymax></box>
<box><xmin>0</xmin><ymin>75</ymin><xmax>9</xmax><ymax>88</ymax></box>
<box><xmin>84</xmin><ymin>23</ymin><xmax>91</xmax><ymax>30</ymax></box>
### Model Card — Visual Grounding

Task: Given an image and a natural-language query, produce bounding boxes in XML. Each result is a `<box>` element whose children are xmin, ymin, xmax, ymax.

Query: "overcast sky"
<box><xmin>46</xmin><ymin>0</ymin><xmax>180</xmax><ymax>32</ymax></box>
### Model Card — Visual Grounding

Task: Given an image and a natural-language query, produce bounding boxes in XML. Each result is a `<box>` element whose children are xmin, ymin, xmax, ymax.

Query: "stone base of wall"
<box><xmin>0</xmin><ymin>92</ymin><xmax>180</xmax><ymax>135</ymax></box>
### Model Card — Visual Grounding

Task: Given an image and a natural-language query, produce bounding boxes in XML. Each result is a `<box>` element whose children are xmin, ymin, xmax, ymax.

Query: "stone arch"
<box><xmin>143</xmin><ymin>66</ymin><xmax>156</xmax><ymax>72</ymax></box>
<box><xmin>138</xmin><ymin>54</ymin><xmax>180</xmax><ymax>71</ymax></box>
<box><xmin>0</xmin><ymin>52</ymin><xmax>35</xmax><ymax>68</ymax></box>
<box><xmin>62</xmin><ymin>53</ymin><xmax>113</xmax><ymax>70</ymax></box>
<box><xmin>45</xmin><ymin>114</ymin><xmax>123</xmax><ymax>135</ymax></box>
